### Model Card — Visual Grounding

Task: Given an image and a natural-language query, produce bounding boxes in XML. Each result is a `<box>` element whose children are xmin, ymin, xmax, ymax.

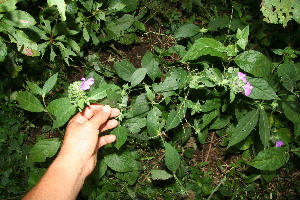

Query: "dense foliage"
<box><xmin>1</xmin><ymin>0</ymin><xmax>300</xmax><ymax>199</ymax></box>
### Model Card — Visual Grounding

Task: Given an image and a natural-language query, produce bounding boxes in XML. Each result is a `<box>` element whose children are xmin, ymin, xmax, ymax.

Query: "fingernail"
<box><xmin>102</xmin><ymin>105</ymin><xmax>111</xmax><ymax>113</ymax></box>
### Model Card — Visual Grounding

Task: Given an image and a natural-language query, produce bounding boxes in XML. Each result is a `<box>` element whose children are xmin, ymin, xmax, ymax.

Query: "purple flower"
<box><xmin>275</xmin><ymin>141</ymin><xmax>283</xmax><ymax>147</ymax></box>
<box><xmin>80</xmin><ymin>78</ymin><xmax>94</xmax><ymax>90</ymax></box>
<box><xmin>242</xmin><ymin>81</ymin><xmax>253</xmax><ymax>96</ymax></box>
<box><xmin>238</xmin><ymin>72</ymin><xmax>247</xmax><ymax>83</ymax></box>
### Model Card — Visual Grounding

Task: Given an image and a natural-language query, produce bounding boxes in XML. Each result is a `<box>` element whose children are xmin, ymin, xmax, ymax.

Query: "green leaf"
<box><xmin>82</xmin><ymin>27</ymin><xmax>90</xmax><ymax>42</ymax></box>
<box><xmin>145</xmin><ymin>85</ymin><xmax>155</xmax><ymax>102</ymax></box>
<box><xmin>114</xmin><ymin>59</ymin><xmax>136</xmax><ymax>82</ymax></box>
<box><xmin>234</xmin><ymin>50</ymin><xmax>273</xmax><ymax>77</ymax></box>
<box><xmin>80</xmin><ymin>0</ymin><xmax>93</xmax><ymax>11</ymax></box>
<box><xmin>131</xmin><ymin>68</ymin><xmax>147</xmax><ymax>87</ymax></box>
<box><xmin>88</xmin><ymin>84</ymin><xmax>118</xmax><ymax>101</ymax></box>
<box><xmin>30</xmin><ymin>138</ymin><xmax>61</xmax><ymax>162</ymax></box>
<box><xmin>281</xmin><ymin>95</ymin><xmax>300</xmax><ymax>125</ymax></box>
<box><xmin>0</xmin><ymin>0</ymin><xmax>17</xmax><ymax>12</ymax></box>
<box><xmin>259</xmin><ymin>108</ymin><xmax>271</xmax><ymax>148</ymax></box>
<box><xmin>152</xmin><ymin>76</ymin><xmax>178</xmax><ymax>97</ymax></box>
<box><xmin>106</xmin><ymin>14</ymin><xmax>134</xmax><ymax>36</ymax></box>
<box><xmin>147</xmin><ymin>107</ymin><xmax>162</xmax><ymax>137</ymax></box>
<box><xmin>165</xmin><ymin>101</ymin><xmax>187</xmax><ymax>131</ymax></box>
<box><xmin>3</xmin><ymin>10</ymin><xmax>36</xmax><ymax>28</ymax></box>
<box><xmin>42</xmin><ymin>73</ymin><xmax>58</xmax><ymax>97</ymax></box>
<box><xmin>131</xmin><ymin>94</ymin><xmax>150</xmax><ymax>117</ymax></box>
<box><xmin>228</xmin><ymin>109</ymin><xmax>259</xmax><ymax>148</ymax></box>
<box><xmin>236</xmin><ymin>25</ymin><xmax>249</xmax><ymax>50</ymax></box>
<box><xmin>248</xmin><ymin>78</ymin><xmax>279</xmax><ymax>100</ymax></box>
<box><xmin>104</xmin><ymin>150</ymin><xmax>141</xmax><ymax>172</ymax></box>
<box><xmin>26</xmin><ymin>81</ymin><xmax>43</xmax><ymax>95</ymax></box>
<box><xmin>116</xmin><ymin>170</ymin><xmax>139</xmax><ymax>185</ymax></box>
<box><xmin>141</xmin><ymin>51</ymin><xmax>161</xmax><ymax>81</ymax></box>
<box><xmin>248</xmin><ymin>147</ymin><xmax>287</xmax><ymax>171</ymax></box>
<box><xmin>47</xmin><ymin>98</ymin><xmax>77</xmax><ymax>129</ymax></box>
<box><xmin>210</xmin><ymin>115</ymin><xmax>231</xmax><ymax>130</ymax></box>
<box><xmin>110</xmin><ymin>0</ymin><xmax>139</xmax><ymax>12</ymax></box>
<box><xmin>174</xmin><ymin>23</ymin><xmax>199</xmax><ymax>39</ymax></box>
<box><xmin>151</xmin><ymin>170</ymin><xmax>173</xmax><ymax>180</ymax></box>
<box><xmin>164</xmin><ymin>143</ymin><xmax>180</xmax><ymax>173</ymax></box>
<box><xmin>111</xmin><ymin>126</ymin><xmax>129</xmax><ymax>150</ymax></box>
<box><xmin>201</xmin><ymin>109</ymin><xmax>219</xmax><ymax>129</ymax></box>
<box><xmin>277</xmin><ymin>62</ymin><xmax>299</xmax><ymax>92</ymax></box>
<box><xmin>47</xmin><ymin>0</ymin><xmax>66</xmax><ymax>21</ymax></box>
<box><xmin>16</xmin><ymin>91</ymin><xmax>44</xmax><ymax>112</ymax></box>
<box><xmin>91</xmin><ymin>160</ymin><xmax>107</xmax><ymax>180</ymax></box>
<box><xmin>182</xmin><ymin>38</ymin><xmax>227</xmax><ymax>62</ymax></box>
<box><xmin>123</xmin><ymin>117</ymin><xmax>146</xmax><ymax>133</ymax></box>
<box><xmin>0</xmin><ymin>37</ymin><xmax>7</xmax><ymax>62</ymax></box>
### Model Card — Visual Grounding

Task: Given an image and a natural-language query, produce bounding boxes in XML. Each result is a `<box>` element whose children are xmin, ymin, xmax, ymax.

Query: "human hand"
<box><xmin>57</xmin><ymin>104</ymin><xmax>120</xmax><ymax>178</ymax></box>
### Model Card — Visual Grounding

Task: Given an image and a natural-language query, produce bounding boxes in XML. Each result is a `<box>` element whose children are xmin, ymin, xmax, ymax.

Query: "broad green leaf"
<box><xmin>106</xmin><ymin>14</ymin><xmax>134</xmax><ymax>36</ymax></box>
<box><xmin>42</xmin><ymin>73</ymin><xmax>58</xmax><ymax>97</ymax></box>
<box><xmin>248</xmin><ymin>147</ymin><xmax>287</xmax><ymax>171</ymax></box>
<box><xmin>3</xmin><ymin>10</ymin><xmax>36</xmax><ymax>28</ymax></box>
<box><xmin>91</xmin><ymin>160</ymin><xmax>107</xmax><ymax>180</ymax></box>
<box><xmin>182</xmin><ymin>38</ymin><xmax>227</xmax><ymax>62</ymax></box>
<box><xmin>248</xmin><ymin>78</ymin><xmax>279</xmax><ymax>100</ymax></box>
<box><xmin>259</xmin><ymin>108</ymin><xmax>271</xmax><ymax>148</ymax></box>
<box><xmin>104</xmin><ymin>150</ymin><xmax>141</xmax><ymax>172</ymax></box>
<box><xmin>80</xmin><ymin>0</ymin><xmax>93</xmax><ymax>11</ymax></box>
<box><xmin>210</xmin><ymin>115</ymin><xmax>231</xmax><ymax>130</ymax></box>
<box><xmin>141</xmin><ymin>51</ymin><xmax>161</xmax><ymax>81</ymax></box>
<box><xmin>151</xmin><ymin>170</ymin><xmax>173</xmax><ymax>180</ymax></box>
<box><xmin>47</xmin><ymin>98</ymin><xmax>77</xmax><ymax>129</ymax></box>
<box><xmin>116</xmin><ymin>170</ymin><xmax>139</xmax><ymax>185</ymax></box>
<box><xmin>0</xmin><ymin>37</ymin><xmax>7</xmax><ymax>62</ymax></box>
<box><xmin>16</xmin><ymin>91</ymin><xmax>44</xmax><ymax>112</ymax></box>
<box><xmin>110</xmin><ymin>0</ymin><xmax>139</xmax><ymax>12</ymax></box>
<box><xmin>281</xmin><ymin>95</ymin><xmax>300</xmax><ymax>124</ymax></box>
<box><xmin>165</xmin><ymin>101</ymin><xmax>187</xmax><ymax>131</ymax></box>
<box><xmin>111</xmin><ymin>126</ymin><xmax>128</xmax><ymax>149</ymax></box>
<box><xmin>277</xmin><ymin>62</ymin><xmax>299</xmax><ymax>92</ymax></box>
<box><xmin>30</xmin><ymin>138</ymin><xmax>61</xmax><ymax>162</ymax></box>
<box><xmin>88</xmin><ymin>84</ymin><xmax>118</xmax><ymax>101</ymax></box>
<box><xmin>152</xmin><ymin>76</ymin><xmax>178</xmax><ymax>97</ymax></box>
<box><xmin>0</xmin><ymin>0</ymin><xmax>17</xmax><ymax>12</ymax></box>
<box><xmin>83</xmin><ymin>27</ymin><xmax>90</xmax><ymax>42</ymax></box>
<box><xmin>228</xmin><ymin>109</ymin><xmax>259</xmax><ymax>148</ymax></box>
<box><xmin>293</xmin><ymin>0</ymin><xmax>300</xmax><ymax>24</ymax></box>
<box><xmin>66</xmin><ymin>38</ymin><xmax>80</xmax><ymax>53</ymax></box>
<box><xmin>147</xmin><ymin>107</ymin><xmax>162</xmax><ymax>137</ymax></box>
<box><xmin>131</xmin><ymin>68</ymin><xmax>147</xmax><ymax>87</ymax></box>
<box><xmin>26</xmin><ymin>81</ymin><xmax>43</xmax><ymax>95</ymax></box>
<box><xmin>114</xmin><ymin>59</ymin><xmax>136</xmax><ymax>82</ymax></box>
<box><xmin>123</xmin><ymin>117</ymin><xmax>146</xmax><ymax>133</ymax></box>
<box><xmin>201</xmin><ymin>98</ymin><xmax>221</xmax><ymax>112</ymax></box>
<box><xmin>234</xmin><ymin>50</ymin><xmax>273</xmax><ymax>77</ymax></box>
<box><xmin>236</xmin><ymin>25</ymin><xmax>249</xmax><ymax>50</ymax></box>
<box><xmin>47</xmin><ymin>0</ymin><xmax>66</xmax><ymax>21</ymax></box>
<box><xmin>145</xmin><ymin>85</ymin><xmax>155</xmax><ymax>102</ymax></box>
<box><xmin>174</xmin><ymin>23</ymin><xmax>199</xmax><ymax>39</ymax></box>
<box><xmin>164</xmin><ymin>143</ymin><xmax>180</xmax><ymax>173</ymax></box>
<box><xmin>131</xmin><ymin>94</ymin><xmax>150</xmax><ymax>117</ymax></box>
<box><xmin>201</xmin><ymin>109</ymin><xmax>219</xmax><ymax>129</ymax></box>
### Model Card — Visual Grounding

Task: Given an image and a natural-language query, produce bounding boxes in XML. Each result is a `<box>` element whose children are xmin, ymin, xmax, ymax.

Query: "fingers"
<box><xmin>97</xmin><ymin>135</ymin><xmax>116</xmax><ymax>148</ymax></box>
<box><xmin>99</xmin><ymin>119</ymin><xmax>118</xmax><ymax>132</ymax></box>
<box><xmin>87</xmin><ymin>105</ymin><xmax>112</xmax><ymax>129</ymax></box>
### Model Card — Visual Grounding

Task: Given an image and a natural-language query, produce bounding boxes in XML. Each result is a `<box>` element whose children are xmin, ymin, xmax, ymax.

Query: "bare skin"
<box><xmin>23</xmin><ymin>104</ymin><xmax>120</xmax><ymax>200</ymax></box>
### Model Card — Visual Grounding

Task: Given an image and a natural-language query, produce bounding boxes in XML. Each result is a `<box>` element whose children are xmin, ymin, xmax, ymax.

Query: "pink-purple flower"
<box><xmin>80</xmin><ymin>77</ymin><xmax>94</xmax><ymax>90</ymax></box>
<box><xmin>237</xmin><ymin>72</ymin><xmax>254</xmax><ymax>96</ymax></box>
<box><xmin>275</xmin><ymin>141</ymin><xmax>283</xmax><ymax>147</ymax></box>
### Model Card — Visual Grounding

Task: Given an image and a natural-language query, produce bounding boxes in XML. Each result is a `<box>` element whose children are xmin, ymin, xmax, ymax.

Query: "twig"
<box><xmin>205</xmin><ymin>132</ymin><xmax>215</xmax><ymax>162</ymax></box>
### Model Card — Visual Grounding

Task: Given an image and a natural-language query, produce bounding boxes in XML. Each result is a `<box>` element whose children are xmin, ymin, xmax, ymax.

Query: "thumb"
<box><xmin>87</xmin><ymin>105</ymin><xmax>112</xmax><ymax>129</ymax></box>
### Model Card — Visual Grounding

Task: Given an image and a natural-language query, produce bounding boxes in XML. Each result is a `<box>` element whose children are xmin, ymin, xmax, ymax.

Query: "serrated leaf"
<box><xmin>131</xmin><ymin>68</ymin><xmax>147</xmax><ymax>87</ymax></box>
<box><xmin>0</xmin><ymin>37</ymin><xmax>7</xmax><ymax>62</ymax></box>
<box><xmin>164</xmin><ymin>143</ymin><xmax>180</xmax><ymax>173</ymax></box>
<box><xmin>16</xmin><ymin>91</ymin><xmax>44</xmax><ymax>112</ymax></box>
<box><xmin>104</xmin><ymin>150</ymin><xmax>140</xmax><ymax>172</ymax></box>
<box><xmin>174</xmin><ymin>23</ymin><xmax>199</xmax><ymax>39</ymax></box>
<box><xmin>151</xmin><ymin>170</ymin><xmax>173</xmax><ymax>180</ymax></box>
<box><xmin>259</xmin><ymin>108</ymin><xmax>271</xmax><ymax>148</ymax></box>
<box><xmin>152</xmin><ymin>76</ymin><xmax>178</xmax><ymax>97</ymax></box>
<box><xmin>234</xmin><ymin>50</ymin><xmax>273</xmax><ymax>77</ymax></box>
<box><xmin>277</xmin><ymin>62</ymin><xmax>299</xmax><ymax>91</ymax></box>
<box><xmin>228</xmin><ymin>109</ymin><xmax>259</xmax><ymax>148</ymax></box>
<box><xmin>248</xmin><ymin>78</ymin><xmax>279</xmax><ymax>100</ymax></box>
<box><xmin>147</xmin><ymin>107</ymin><xmax>162</xmax><ymax>137</ymax></box>
<box><xmin>30</xmin><ymin>138</ymin><xmax>61</xmax><ymax>162</ymax></box>
<box><xmin>114</xmin><ymin>59</ymin><xmax>136</xmax><ymax>82</ymax></box>
<box><xmin>26</xmin><ymin>81</ymin><xmax>43</xmax><ymax>95</ymax></box>
<box><xmin>248</xmin><ymin>147</ymin><xmax>287</xmax><ymax>171</ymax></box>
<box><xmin>3</xmin><ymin>10</ymin><xmax>36</xmax><ymax>28</ymax></box>
<box><xmin>111</xmin><ymin>126</ymin><xmax>129</xmax><ymax>149</ymax></box>
<box><xmin>47</xmin><ymin>0</ymin><xmax>66</xmax><ymax>21</ymax></box>
<box><xmin>165</xmin><ymin>101</ymin><xmax>187</xmax><ymax>131</ymax></box>
<box><xmin>0</xmin><ymin>0</ymin><xmax>17</xmax><ymax>12</ymax></box>
<box><xmin>91</xmin><ymin>160</ymin><xmax>107</xmax><ymax>180</ymax></box>
<box><xmin>182</xmin><ymin>38</ymin><xmax>227</xmax><ymax>62</ymax></box>
<box><xmin>110</xmin><ymin>0</ymin><xmax>139</xmax><ymax>12</ymax></box>
<box><xmin>47</xmin><ymin>98</ymin><xmax>76</xmax><ymax>129</ymax></box>
<box><xmin>145</xmin><ymin>85</ymin><xmax>155</xmax><ymax>102</ymax></box>
<box><xmin>141</xmin><ymin>51</ymin><xmax>161</xmax><ymax>80</ymax></box>
<box><xmin>88</xmin><ymin>84</ymin><xmax>117</xmax><ymax>101</ymax></box>
<box><xmin>123</xmin><ymin>117</ymin><xmax>146</xmax><ymax>133</ymax></box>
<box><xmin>131</xmin><ymin>94</ymin><xmax>150</xmax><ymax>117</ymax></box>
<box><xmin>42</xmin><ymin>73</ymin><xmax>58</xmax><ymax>97</ymax></box>
<box><xmin>201</xmin><ymin>109</ymin><xmax>219</xmax><ymax>129</ymax></box>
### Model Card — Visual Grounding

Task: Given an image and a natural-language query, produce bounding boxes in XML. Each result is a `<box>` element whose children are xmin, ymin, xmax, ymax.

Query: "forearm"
<box><xmin>23</xmin><ymin>155</ymin><xmax>86</xmax><ymax>200</ymax></box>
